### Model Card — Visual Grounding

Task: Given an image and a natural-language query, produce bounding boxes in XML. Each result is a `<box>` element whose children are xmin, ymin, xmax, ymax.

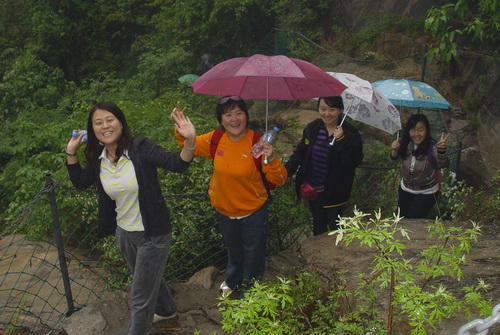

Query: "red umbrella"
<box><xmin>191</xmin><ymin>54</ymin><xmax>347</xmax><ymax>163</ymax></box>
<box><xmin>191</xmin><ymin>54</ymin><xmax>347</xmax><ymax>100</ymax></box>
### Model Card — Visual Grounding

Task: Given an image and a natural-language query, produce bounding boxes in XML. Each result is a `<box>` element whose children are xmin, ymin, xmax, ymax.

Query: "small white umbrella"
<box><xmin>323</xmin><ymin>73</ymin><xmax>401</xmax><ymax>144</ymax></box>
<box><xmin>327</xmin><ymin>72</ymin><xmax>373</xmax><ymax>104</ymax></box>
<box><xmin>342</xmin><ymin>86</ymin><xmax>401</xmax><ymax>135</ymax></box>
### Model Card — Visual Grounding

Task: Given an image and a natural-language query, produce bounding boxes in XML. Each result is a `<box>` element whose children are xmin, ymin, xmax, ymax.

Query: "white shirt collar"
<box><xmin>99</xmin><ymin>148</ymin><xmax>130</xmax><ymax>161</ymax></box>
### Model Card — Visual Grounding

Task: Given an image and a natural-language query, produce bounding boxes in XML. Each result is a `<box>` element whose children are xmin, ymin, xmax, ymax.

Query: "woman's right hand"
<box><xmin>390</xmin><ymin>139</ymin><xmax>400</xmax><ymax>158</ymax></box>
<box><xmin>66</xmin><ymin>130</ymin><xmax>85</xmax><ymax>155</ymax></box>
<box><xmin>391</xmin><ymin>139</ymin><xmax>400</xmax><ymax>151</ymax></box>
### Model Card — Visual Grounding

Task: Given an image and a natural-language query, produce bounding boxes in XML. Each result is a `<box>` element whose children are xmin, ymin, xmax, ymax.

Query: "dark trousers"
<box><xmin>308</xmin><ymin>200</ymin><xmax>345</xmax><ymax>236</ymax></box>
<box><xmin>216</xmin><ymin>202</ymin><xmax>268</xmax><ymax>298</ymax></box>
<box><xmin>116</xmin><ymin>227</ymin><xmax>176</xmax><ymax>335</ymax></box>
<box><xmin>398</xmin><ymin>186</ymin><xmax>439</xmax><ymax>218</ymax></box>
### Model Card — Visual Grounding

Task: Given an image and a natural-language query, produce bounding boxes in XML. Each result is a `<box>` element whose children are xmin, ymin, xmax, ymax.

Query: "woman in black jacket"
<box><xmin>65</xmin><ymin>101</ymin><xmax>196</xmax><ymax>335</ymax></box>
<box><xmin>285</xmin><ymin>96</ymin><xmax>364</xmax><ymax>236</ymax></box>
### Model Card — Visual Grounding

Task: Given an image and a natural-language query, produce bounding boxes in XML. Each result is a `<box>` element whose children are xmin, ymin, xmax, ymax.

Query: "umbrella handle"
<box><xmin>330</xmin><ymin>113</ymin><xmax>347</xmax><ymax>146</ymax></box>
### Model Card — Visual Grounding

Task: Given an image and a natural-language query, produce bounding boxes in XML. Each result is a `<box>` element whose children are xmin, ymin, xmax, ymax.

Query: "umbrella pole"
<box><xmin>264</xmin><ymin>76</ymin><xmax>269</xmax><ymax>164</ymax></box>
<box><xmin>266</xmin><ymin>76</ymin><xmax>269</xmax><ymax>133</ymax></box>
<box><xmin>330</xmin><ymin>108</ymin><xmax>349</xmax><ymax>146</ymax></box>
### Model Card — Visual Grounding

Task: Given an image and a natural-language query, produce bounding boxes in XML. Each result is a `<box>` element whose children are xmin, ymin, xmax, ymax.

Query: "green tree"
<box><xmin>143</xmin><ymin>0</ymin><xmax>275</xmax><ymax>70</ymax></box>
<box><xmin>425</xmin><ymin>0</ymin><xmax>500</xmax><ymax>62</ymax></box>
<box><xmin>0</xmin><ymin>52</ymin><xmax>72</xmax><ymax>120</ymax></box>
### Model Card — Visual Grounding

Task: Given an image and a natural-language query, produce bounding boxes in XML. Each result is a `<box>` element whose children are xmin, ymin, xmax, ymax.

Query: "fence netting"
<box><xmin>0</xmin><ymin>29</ymin><xmax>462</xmax><ymax>334</ymax></box>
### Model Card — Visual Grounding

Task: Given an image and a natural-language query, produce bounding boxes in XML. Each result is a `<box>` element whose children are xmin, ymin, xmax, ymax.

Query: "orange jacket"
<box><xmin>175</xmin><ymin>128</ymin><xmax>287</xmax><ymax>217</ymax></box>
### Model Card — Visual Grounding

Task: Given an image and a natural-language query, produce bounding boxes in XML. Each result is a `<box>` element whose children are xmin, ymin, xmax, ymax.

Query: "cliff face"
<box><xmin>328</xmin><ymin>0</ymin><xmax>499</xmax><ymax>186</ymax></box>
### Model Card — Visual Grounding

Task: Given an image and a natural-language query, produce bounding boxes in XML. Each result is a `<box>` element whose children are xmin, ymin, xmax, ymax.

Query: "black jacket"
<box><xmin>66</xmin><ymin>137</ymin><xmax>190</xmax><ymax>238</ymax></box>
<box><xmin>285</xmin><ymin>118</ymin><xmax>364</xmax><ymax>206</ymax></box>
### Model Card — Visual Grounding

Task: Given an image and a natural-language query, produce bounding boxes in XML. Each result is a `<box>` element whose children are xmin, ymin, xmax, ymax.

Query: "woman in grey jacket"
<box><xmin>390</xmin><ymin>114</ymin><xmax>449</xmax><ymax>218</ymax></box>
<box><xmin>65</xmin><ymin>101</ymin><xmax>195</xmax><ymax>335</ymax></box>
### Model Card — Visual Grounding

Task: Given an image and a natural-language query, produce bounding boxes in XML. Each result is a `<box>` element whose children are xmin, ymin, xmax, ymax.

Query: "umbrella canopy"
<box><xmin>191</xmin><ymin>54</ymin><xmax>347</xmax><ymax>100</ymax></box>
<box><xmin>327</xmin><ymin>72</ymin><xmax>373</xmax><ymax>103</ymax></box>
<box><xmin>342</xmin><ymin>87</ymin><xmax>401</xmax><ymax>135</ymax></box>
<box><xmin>178</xmin><ymin>74</ymin><xmax>200</xmax><ymax>84</ymax></box>
<box><xmin>372</xmin><ymin>79</ymin><xmax>451</xmax><ymax>109</ymax></box>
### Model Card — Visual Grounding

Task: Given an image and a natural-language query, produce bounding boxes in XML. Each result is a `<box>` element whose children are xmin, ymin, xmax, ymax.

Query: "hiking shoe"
<box><xmin>153</xmin><ymin>312</ymin><xmax>177</xmax><ymax>323</ymax></box>
<box><xmin>219</xmin><ymin>281</ymin><xmax>232</xmax><ymax>294</ymax></box>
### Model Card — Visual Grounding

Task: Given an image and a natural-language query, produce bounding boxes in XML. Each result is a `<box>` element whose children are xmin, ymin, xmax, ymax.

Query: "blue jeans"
<box><xmin>308</xmin><ymin>200</ymin><xmax>344</xmax><ymax>236</ymax></box>
<box><xmin>116</xmin><ymin>227</ymin><xmax>176</xmax><ymax>335</ymax></box>
<box><xmin>216</xmin><ymin>202</ymin><xmax>268</xmax><ymax>298</ymax></box>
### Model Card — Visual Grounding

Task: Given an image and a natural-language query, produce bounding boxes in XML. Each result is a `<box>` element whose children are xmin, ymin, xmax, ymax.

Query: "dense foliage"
<box><xmin>0</xmin><ymin>0</ymin><xmax>338</xmax><ymax>227</ymax></box>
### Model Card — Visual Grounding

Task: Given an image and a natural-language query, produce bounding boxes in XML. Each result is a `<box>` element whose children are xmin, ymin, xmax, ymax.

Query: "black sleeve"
<box><xmin>65</xmin><ymin>162</ymin><xmax>97</xmax><ymax>190</ymax></box>
<box><xmin>333</xmin><ymin>124</ymin><xmax>364</xmax><ymax>169</ymax></box>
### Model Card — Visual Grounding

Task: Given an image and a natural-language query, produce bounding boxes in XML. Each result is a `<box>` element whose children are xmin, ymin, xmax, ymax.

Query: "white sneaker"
<box><xmin>219</xmin><ymin>281</ymin><xmax>232</xmax><ymax>294</ymax></box>
<box><xmin>153</xmin><ymin>312</ymin><xmax>177</xmax><ymax>323</ymax></box>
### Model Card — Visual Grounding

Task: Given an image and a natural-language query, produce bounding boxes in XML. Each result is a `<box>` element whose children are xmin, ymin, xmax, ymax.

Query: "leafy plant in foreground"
<box><xmin>218</xmin><ymin>209</ymin><xmax>492</xmax><ymax>334</ymax></box>
<box><xmin>332</xmin><ymin>209</ymin><xmax>490</xmax><ymax>334</ymax></box>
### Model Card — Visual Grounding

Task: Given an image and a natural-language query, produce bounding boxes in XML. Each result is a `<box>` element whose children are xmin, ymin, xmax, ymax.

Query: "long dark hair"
<box><xmin>399</xmin><ymin>114</ymin><xmax>433</xmax><ymax>160</ymax></box>
<box><xmin>85</xmin><ymin>101</ymin><xmax>133</xmax><ymax>172</ymax></box>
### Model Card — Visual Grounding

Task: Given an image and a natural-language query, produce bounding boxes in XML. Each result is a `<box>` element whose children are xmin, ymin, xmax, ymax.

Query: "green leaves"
<box><xmin>218</xmin><ymin>210</ymin><xmax>490</xmax><ymax>334</ymax></box>
<box><xmin>425</xmin><ymin>0</ymin><xmax>499</xmax><ymax>62</ymax></box>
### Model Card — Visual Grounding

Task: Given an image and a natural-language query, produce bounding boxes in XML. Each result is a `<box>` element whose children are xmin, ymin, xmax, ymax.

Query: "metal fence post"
<box><xmin>45</xmin><ymin>174</ymin><xmax>76</xmax><ymax>315</ymax></box>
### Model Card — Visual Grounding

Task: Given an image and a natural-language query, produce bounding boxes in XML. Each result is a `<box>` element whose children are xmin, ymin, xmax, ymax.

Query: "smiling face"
<box><xmin>409</xmin><ymin>121</ymin><xmax>428</xmax><ymax>145</ymax></box>
<box><xmin>220</xmin><ymin>105</ymin><xmax>248</xmax><ymax>141</ymax></box>
<box><xmin>91</xmin><ymin>109</ymin><xmax>123</xmax><ymax>149</ymax></box>
<box><xmin>318</xmin><ymin>98</ymin><xmax>342</xmax><ymax>128</ymax></box>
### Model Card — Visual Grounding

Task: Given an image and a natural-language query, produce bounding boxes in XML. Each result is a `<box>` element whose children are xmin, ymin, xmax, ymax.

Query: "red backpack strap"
<box><xmin>210</xmin><ymin>128</ymin><xmax>225</xmax><ymax>159</ymax></box>
<box><xmin>252</xmin><ymin>132</ymin><xmax>263</xmax><ymax>169</ymax></box>
<box><xmin>252</xmin><ymin>131</ymin><xmax>276</xmax><ymax>193</ymax></box>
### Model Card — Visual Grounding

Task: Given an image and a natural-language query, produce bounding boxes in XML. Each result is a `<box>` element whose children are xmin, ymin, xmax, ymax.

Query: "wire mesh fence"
<box><xmin>0</xmin><ymin>176</ymin><xmax>313</xmax><ymax>334</ymax></box>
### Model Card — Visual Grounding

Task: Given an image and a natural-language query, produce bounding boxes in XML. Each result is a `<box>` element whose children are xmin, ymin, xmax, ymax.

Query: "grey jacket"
<box><xmin>391</xmin><ymin>143</ymin><xmax>448</xmax><ymax>191</ymax></box>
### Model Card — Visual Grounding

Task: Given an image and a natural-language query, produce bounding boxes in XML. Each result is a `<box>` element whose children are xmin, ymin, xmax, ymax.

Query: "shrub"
<box><xmin>218</xmin><ymin>209</ymin><xmax>492</xmax><ymax>334</ymax></box>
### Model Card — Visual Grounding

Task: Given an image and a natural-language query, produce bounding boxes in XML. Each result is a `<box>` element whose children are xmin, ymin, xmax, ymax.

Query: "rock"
<box><xmin>61</xmin><ymin>305</ymin><xmax>107</xmax><ymax>335</ymax></box>
<box><xmin>185</xmin><ymin>266</ymin><xmax>219</xmax><ymax>289</ymax></box>
<box><xmin>61</xmin><ymin>290</ymin><xmax>129</xmax><ymax>335</ymax></box>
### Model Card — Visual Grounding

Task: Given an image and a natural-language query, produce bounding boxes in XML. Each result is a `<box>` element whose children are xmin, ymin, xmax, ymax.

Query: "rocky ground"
<box><xmin>59</xmin><ymin>218</ymin><xmax>500</xmax><ymax>335</ymax></box>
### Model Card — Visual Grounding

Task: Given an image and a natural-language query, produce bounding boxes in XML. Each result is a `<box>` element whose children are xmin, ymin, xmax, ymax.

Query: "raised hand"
<box><xmin>171</xmin><ymin>101</ymin><xmax>195</xmax><ymax>141</ymax></box>
<box><xmin>66</xmin><ymin>130</ymin><xmax>85</xmax><ymax>154</ymax></box>
<box><xmin>170</xmin><ymin>101</ymin><xmax>187</xmax><ymax>119</ymax></box>
<box><xmin>333</xmin><ymin>125</ymin><xmax>344</xmax><ymax>139</ymax></box>
<box><xmin>391</xmin><ymin>139</ymin><xmax>401</xmax><ymax>151</ymax></box>
<box><xmin>437</xmin><ymin>132</ymin><xmax>450</xmax><ymax>149</ymax></box>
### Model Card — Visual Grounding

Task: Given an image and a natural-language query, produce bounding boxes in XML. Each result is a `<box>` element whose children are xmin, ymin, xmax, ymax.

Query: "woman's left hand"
<box><xmin>333</xmin><ymin>125</ymin><xmax>344</xmax><ymax>139</ymax></box>
<box><xmin>262</xmin><ymin>143</ymin><xmax>275</xmax><ymax>161</ymax></box>
<box><xmin>436</xmin><ymin>132</ymin><xmax>450</xmax><ymax>149</ymax></box>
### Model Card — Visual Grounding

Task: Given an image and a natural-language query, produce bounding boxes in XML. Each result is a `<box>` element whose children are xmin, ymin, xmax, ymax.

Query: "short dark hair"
<box><xmin>216</xmin><ymin>96</ymin><xmax>249</xmax><ymax>128</ymax></box>
<box><xmin>318</xmin><ymin>96</ymin><xmax>344</xmax><ymax>110</ymax></box>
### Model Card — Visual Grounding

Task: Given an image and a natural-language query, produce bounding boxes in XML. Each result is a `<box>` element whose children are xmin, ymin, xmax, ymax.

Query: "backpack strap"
<box><xmin>209</xmin><ymin>128</ymin><xmax>225</xmax><ymax>159</ymax></box>
<box><xmin>252</xmin><ymin>132</ymin><xmax>275</xmax><ymax>197</ymax></box>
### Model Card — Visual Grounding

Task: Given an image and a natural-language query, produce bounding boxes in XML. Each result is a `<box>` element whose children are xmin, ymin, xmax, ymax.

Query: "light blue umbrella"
<box><xmin>372</xmin><ymin>79</ymin><xmax>451</xmax><ymax>109</ymax></box>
